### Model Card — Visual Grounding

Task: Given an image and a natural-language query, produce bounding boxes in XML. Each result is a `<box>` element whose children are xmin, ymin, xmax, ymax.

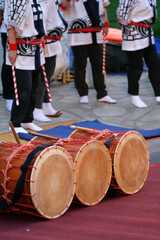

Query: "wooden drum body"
<box><xmin>69</xmin><ymin>129</ymin><xmax>150</xmax><ymax>194</ymax></box>
<box><xmin>0</xmin><ymin>141</ymin><xmax>75</xmax><ymax>219</ymax></box>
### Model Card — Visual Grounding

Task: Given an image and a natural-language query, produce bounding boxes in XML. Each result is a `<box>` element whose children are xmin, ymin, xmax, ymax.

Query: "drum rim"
<box><xmin>30</xmin><ymin>145</ymin><xmax>76</xmax><ymax>219</ymax></box>
<box><xmin>28</xmin><ymin>136</ymin><xmax>37</xmax><ymax>144</ymax></box>
<box><xmin>113</xmin><ymin>131</ymin><xmax>150</xmax><ymax>194</ymax></box>
<box><xmin>69</xmin><ymin>129</ymin><xmax>76</xmax><ymax>138</ymax></box>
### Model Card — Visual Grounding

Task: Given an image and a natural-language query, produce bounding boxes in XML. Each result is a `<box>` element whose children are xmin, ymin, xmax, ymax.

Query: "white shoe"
<box><xmin>6</xmin><ymin>99</ymin><xmax>13</xmax><ymax>112</ymax></box>
<box><xmin>42</xmin><ymin>103</ymin><xmax>62</xmax><ymax>117</ymax></box>
<box><xmin>131</xmin><ymin>95</ymin><xmax>147</xmax><ymax>108</ymax></box>
<box><xmin>98</xmin><ymin>95</ymin><xmax>117</xmax><ymax>103</ymax></box>
<box><xmin>9</xmin><ymin>126</ymin><xmax>28</xmax><ymax>134</ymax></box>
<box><xmin>33</xmin><ymin>108</ymin><xmax>51</xmax><ymax>122</ymax></box>
<box><xmin>156</xmin><ymin>96</ymin><xmax>160</xmax><ymax>103</ymax></box>
<box><xmin>21</xmin><ymin>123</ymin><xmax>42</xmax><ymax>131</ymax></box>
<box><xmin>80</xmin><ymin>96</ymin><xmax>89</xmax><ymax>104</ymax></box>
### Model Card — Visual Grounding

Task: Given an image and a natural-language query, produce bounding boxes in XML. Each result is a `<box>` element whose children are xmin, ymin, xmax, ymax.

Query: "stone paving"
<box><xmin>0</xmin><ymin>70</ymin><xmax>160</xmax><ymax>164</ymax></box>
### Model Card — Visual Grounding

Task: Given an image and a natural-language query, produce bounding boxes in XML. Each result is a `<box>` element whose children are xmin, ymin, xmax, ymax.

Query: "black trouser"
<box><xmin>72</xmin><ymin>44</ymin><xmax>107</xmax><ymax>99</ymax></box>
<box><xmin>10</xmin><ymin>67</ymin><xmax>41</xmax><ymax>127</ymax></box>
<box><xmin>35</xmin><ymin>56</ymin><xmax>56</xmax><ymax>109</ymax></box>
<box><xmin>126</xmin><ymin>44</ymin><xmax>160</xmax><ymax>96</ymax></box>
<box><xmin>1</xmin><ymin>33</ymin><xmax>14</xmax><ymax>99</ymax></box>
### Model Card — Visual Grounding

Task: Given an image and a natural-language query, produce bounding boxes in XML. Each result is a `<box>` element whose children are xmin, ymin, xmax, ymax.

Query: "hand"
<box><xmin>9</xmin><ymin>50</ymin><xmax>17</xmax><ymax>65</ymax></box>
<box><xmin>102</xmin><ymin>27</ymin><xmax>109</xmax><ymax>36</ymax></box>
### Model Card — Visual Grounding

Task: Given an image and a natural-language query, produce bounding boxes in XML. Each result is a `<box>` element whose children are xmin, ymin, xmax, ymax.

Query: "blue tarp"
<box><xmin>18</xmin><ymin>119</ymin><xmax>160</xmax><ymax>141</ymax></box>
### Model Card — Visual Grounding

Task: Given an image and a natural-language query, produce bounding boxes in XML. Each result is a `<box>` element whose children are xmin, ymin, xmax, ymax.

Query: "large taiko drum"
<box><xmin>0</xmin><ymin>141</ymin><xmax>75</xmax><ymax>219</ymax></box>
<box><xmin>29</xmin><ymin>136</ymin><xmax>112</xmax><ymax>206</ymax></box>
<box><xmin>69</xmin><ymin>128</ymin><xmax>150</xmax><ymax>194</ymax></box>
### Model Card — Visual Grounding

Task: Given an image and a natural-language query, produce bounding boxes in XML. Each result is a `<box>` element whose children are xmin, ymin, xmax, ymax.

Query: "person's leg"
<box><xmin>89</xmin><ymin>44</ymin><xmax>107</xmax><ymax>99</ymax></box>
<box><xmin>126</xmin><ymin>49</ymin><xmax>144</xmax><ymax>95</ymax></box>
<box><xmin>23</xmin><ymin>68</ymin><xmax>41</xmax><ymax>122</ymax></box>
<box><xmin>10</xmin><ymin>69</ymin><xmax>32</xmax><ymax>127</ymax></box>
<box><xmin>34</xmin><ymin>70</ymin><xmax>46</xmax><ymax>110</ymax></box>
<box><xmin>42</xmin><ymin>56</ymin><xmax>62</xmax><ymax>116</ymax></box>
<box><xmin>21</xmin><ymin>67</ymin><xmax>42</xmax><ymax>131</ymax></box>
<box><xmin>35</xmin><ymin>56</ymin><xmax>56</xmax><ymax>108</ymax></box>
<box><xmin>72</xmin><ymin>45</ymin><xmax>88</xmax><ymax>98</ymax></box>
<box><xmin>43</xmin><ymin>56</ymin><xmax>56</xmax><ymax>102</ymax></box>
<box><xmin>126</xmin><ymin>50</ymin><xmax>147</xmax><ymax>108</ymax></box>
<box><xmin>34</xmin><ymin>56</ymin><xmax>61</xmax><ymax>120</ymax></box>
<box><xmin>34</xmin><ymin>57</ymin><xmax>54</xmax><ymax>121</ymax></box>
<box><xmin>144</xmin><ymin>44</ymin><xmax>160</xmax><ymax>100</ymax></box>
<box><xmin>89</xmin><ymin>44</ymin><xmax>116</xmax><ymax>103</ymax></box>
<box><xmin>1</xmin><ymin>64</ymin><xmax>13</xmax><ymax>99</ymax></box>
<box><xmin>1</xmin><ymin>33</ymin><xmax>14</xmax><ymax>111</ymax></box>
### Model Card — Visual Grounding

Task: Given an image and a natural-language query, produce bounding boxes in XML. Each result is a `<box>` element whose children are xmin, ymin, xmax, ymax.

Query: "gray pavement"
<box><xmin>0</xmin><ymin>70</ymin><xmax>160</xmax><ymax>165</ymax></box>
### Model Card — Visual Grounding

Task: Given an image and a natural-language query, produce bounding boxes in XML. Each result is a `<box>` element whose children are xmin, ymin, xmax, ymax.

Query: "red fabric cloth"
<box><xmin>0</xmin><ymin>165</ymin><xmax>160</xmax><ymax>240</ymax></box>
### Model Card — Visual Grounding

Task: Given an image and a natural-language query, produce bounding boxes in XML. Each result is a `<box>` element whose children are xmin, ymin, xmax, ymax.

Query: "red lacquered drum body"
<box><xmin>69</xmin><ymin>129</ymin><xmax>150</xmax><ymax>194</ymax></box>
<box><xmin>0</xmin><ymin>141</ymin><xmax>75</xmax><ymax>219</ymax></box>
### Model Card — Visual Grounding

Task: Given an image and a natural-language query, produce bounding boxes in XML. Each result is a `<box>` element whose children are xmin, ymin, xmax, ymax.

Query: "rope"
<box><xmin>7</xmin><ymin>37</ymin><xmax>42</xmax><ymax>46</ymax></box>
<box><xmin>68</xmin><ymin>27</ymin><xmax>102</xmax><ymax>33</ymax></box>
<box><xmin>44</xmin><ymin>35</ymin><xmax>62</xmax><ymax>41</ymax></box>
<box><xmin>0</xmin><ymin>144</ymin><xmax>50</xmax><ymax>210</ymax></box>
<box><xmin>16</xmin><ymin>38</ymin><xmax>42</xmax><ymax>45</ymax></box>
<box><xmin>130</xmin><ymin>21</ymin><xmax>152</xmax><ymax>28</ymax></box>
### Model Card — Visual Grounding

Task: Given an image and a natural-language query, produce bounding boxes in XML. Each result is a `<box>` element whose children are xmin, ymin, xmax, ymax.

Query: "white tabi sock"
<box><xmin>21</xmin><ymin>123</ymin><xmax>43</xmax><ymax>131</ymax></box>
<box><xmin>33</xmin><ymin>108</ymin><xmax>51</xmax><ymax>122</ymax></box>
<box><xmin>98</xmin><ymin>95</ymin><xmax>117</xmax><ymax>103</ymax></box>
<box><xmin>131</xmin><ymin>95</ymin><xmax>147</xmax><ymax>108</ymax></box>
<box><xmin>6</xmin><ymin>99</ymin><xmax>13</xmax><ymax>112</ymax></box>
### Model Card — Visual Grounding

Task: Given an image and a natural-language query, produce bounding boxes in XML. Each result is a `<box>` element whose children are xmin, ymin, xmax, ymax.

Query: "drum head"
<box><xmin>30</xmin><ymin>146</ymin><xmax>75</xmax><ymax>219</ymax></box>
<box><xmin>113</xmin><ymin>131</ymin><xmax>150</xmax><ymax>194</ymax></box>
<box><xmin>74</xmin><ymin>140</ymin><xmax>112</xmax><ymax>206</ymax></box>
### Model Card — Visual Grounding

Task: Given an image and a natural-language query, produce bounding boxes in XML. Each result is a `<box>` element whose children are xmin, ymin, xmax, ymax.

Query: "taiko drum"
<box><xmin>69</xmin><ymin>128</ymin><xmax>150</xmax><ymax>194</ymax></box>
<box><xmin>0</xmin><ymin>141</ymin><xmax>75</xmax><ymax>219</ymax></box>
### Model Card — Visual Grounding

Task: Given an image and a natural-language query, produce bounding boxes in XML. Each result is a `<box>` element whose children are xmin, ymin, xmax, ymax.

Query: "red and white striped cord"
<box><xmin>42</xmin><ymin>65</ymin><xmax>52</xmax><ymax>102</ymax></box>
<box><xmin>12</xmin><ymin>64</ymin><xmax>19</xmax><ymax>106</ymax></box>
<box><xmin>102</xmin><ymin>34</ymin><xmax>106</xmax><ymax>75</ymax></box>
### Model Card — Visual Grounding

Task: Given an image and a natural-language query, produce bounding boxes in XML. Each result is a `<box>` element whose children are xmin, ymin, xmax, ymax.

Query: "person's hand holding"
<box><xmin>9</xmin><ymin>50</ymin><xmax>17</xmax><ymax>65</ymax></box>
<box><xmin>103</xmin><ymin>27</ymin><xmax>109</xmax><ymax>36</ymax></box>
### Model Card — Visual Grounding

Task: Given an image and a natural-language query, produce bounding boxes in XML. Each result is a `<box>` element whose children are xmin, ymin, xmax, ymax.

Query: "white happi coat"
<box><xmin>0</xmin><ymin>0</ymin><xmax>4</xmax><ymax>8</ymax></box>
<box><xmin>116</xmin><ymin>0</ymin><xmax>156</xmax><ymax>51</ymax></box>
<box><xmin>40</xmin><ymin>0</ymin><xmax>67</xmax><ymax>57</ymax></box>
<box><xmin>62</xmin><ymin>0</ymin><xmax>110</xmax><ymax>46</ymax></box>
<box><xmin>4</xmin><ymin>0</ymin><xmax>45</xmax><ymax>70</ymax></box>
<box><xmin>0</xmin><ymin>0</ymin><xmax>6</xmax><ymax>33</ymax></box>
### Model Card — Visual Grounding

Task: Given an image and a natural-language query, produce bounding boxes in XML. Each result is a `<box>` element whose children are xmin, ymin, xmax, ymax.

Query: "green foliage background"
<box><xmin>107</xmin><ymin>0</ymin><xmax>160</xmax><ymax>38</ymax></box>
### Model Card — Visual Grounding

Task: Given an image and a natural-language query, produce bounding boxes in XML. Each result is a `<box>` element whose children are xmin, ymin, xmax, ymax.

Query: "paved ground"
<box><xmin>0</xmin><ymin>70</ymin><xmax>160</xmax><ymax>165</ymax></box>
